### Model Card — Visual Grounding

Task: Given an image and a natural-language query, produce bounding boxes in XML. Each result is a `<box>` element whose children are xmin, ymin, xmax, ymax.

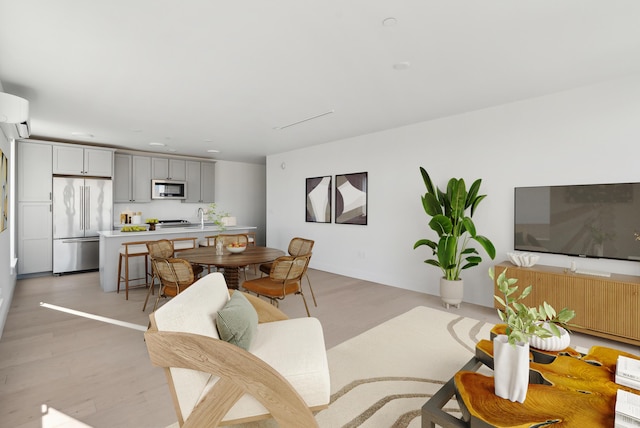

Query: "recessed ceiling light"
<box><xmin>393</xmin><ymin>61</ymin><xmax>411</xmax><ymax>70</ymax></box>
<box><xmin>149</xmin><ymin>142</ymin><xmax>165</xmax><ymax>146</ymax></box>
<box><xmin>207</xmin><ymin>149</ymin><xmax>220</xmax><ymax>153</ymax></box>
<box><xmin>382</xmin><ymin>17</ymin><xmax>397</xmax><ymax>27</ymax></box>
<box><xmin>167</xmin><ymin>148</ymin><xmax>177</xmax><ymax>152</ymax></box>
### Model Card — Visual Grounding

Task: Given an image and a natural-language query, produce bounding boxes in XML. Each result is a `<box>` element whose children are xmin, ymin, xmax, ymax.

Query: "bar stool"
<box><xmin>117</xmin><ymin>240</ymin><xmax>150</xmax><ymax>300</ymax></box>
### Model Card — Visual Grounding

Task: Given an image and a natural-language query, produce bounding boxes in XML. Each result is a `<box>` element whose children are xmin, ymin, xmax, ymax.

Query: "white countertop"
<box><xmin>98</xmin><ymin>225</ymin><xmax>256</xmax><ymax>238</ymax></box>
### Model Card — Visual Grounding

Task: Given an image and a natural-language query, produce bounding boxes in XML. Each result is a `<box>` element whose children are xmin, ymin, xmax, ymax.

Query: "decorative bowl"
<box><xmin>529</xmin><ymin>324</ymin><xmax>571</xmax><ymax>351</ymax></box>
<box><xmin>227</xmin><ymin>244</ymin><xmax>246</xmax><ymax>254</ymax></box>
<box><xmin>507</xmin><ymin>252</ymin><xmax>540</xmax><ymax>267</ymax></box>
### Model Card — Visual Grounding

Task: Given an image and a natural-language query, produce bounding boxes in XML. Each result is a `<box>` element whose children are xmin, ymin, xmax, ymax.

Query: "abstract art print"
<box><xmin>335</xmin><ymin>172</ymin><xmax>367</xmax><ymax>225</ymax></box>
<box><xmin>306</xmin><ymin>176</ymin><xmax>331</xmax><ymax>223</ymax></box>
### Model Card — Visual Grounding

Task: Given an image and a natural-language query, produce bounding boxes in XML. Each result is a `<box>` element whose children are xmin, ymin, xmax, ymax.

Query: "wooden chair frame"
<box><xmin>145</xmin><ymin>327</ymin><xmax>323</xmax><ymax>427</ymax></box>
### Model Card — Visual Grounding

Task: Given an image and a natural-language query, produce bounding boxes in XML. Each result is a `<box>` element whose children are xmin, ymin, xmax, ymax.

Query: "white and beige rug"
<box><xmin>231</xmin><ymin>306</ymin><xmax>493</xmax><ymax>428</ymax></box>
<box><xmin>315</xmin><ymin>306</ymin><xmax>492</xmax><ymax>427</ymax></box>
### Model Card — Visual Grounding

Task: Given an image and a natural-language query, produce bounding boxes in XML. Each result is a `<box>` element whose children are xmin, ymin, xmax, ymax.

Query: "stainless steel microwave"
<box><xmin>151</xmin><ymin>180</ymin><xmax>187</xmax><ymax>199</ymax></box>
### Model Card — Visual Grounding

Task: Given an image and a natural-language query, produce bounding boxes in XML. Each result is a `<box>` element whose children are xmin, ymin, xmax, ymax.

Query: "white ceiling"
<box><xmin>1</xmin><ymin>1</ymin><xmax>640</xmax><ymax>164</ymax></box>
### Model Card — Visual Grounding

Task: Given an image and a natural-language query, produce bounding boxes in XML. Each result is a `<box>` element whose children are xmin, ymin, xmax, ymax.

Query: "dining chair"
<box><xmin>243</xmin><ymin>254</ymin><xmax>312</xmax><ymax>316</ymax></box>
<box><xmin>259</xmin><ymin>237</ymin><xmax>316</xmax><ymax>306</ymax></box>
<box><xmin>147</xmin><ymin>257</ymin><xmax>197</xmax><ymax>312</ymax></box>
<box><xmin>143</xmin><ymin>239</ymin><xmax>203</xmax><ymax>311</ymax></box>
<box><xmin>204</xmin><ymin>234</ymin><xmax>251</xmax><ymax>280</ymax></box>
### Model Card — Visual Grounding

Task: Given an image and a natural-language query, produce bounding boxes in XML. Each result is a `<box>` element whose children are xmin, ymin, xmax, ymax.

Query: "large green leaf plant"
<box><xmin>413</xmin><ymin>167</ymin><xmax>496</xmax><ymax>281</ymax></box>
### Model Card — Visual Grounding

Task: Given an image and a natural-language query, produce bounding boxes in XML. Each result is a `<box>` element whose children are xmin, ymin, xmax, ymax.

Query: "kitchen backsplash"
<box><xmin>113</xmin><ymin>200</ymin><xmax>209</xmax><ymax>225</ymax></box>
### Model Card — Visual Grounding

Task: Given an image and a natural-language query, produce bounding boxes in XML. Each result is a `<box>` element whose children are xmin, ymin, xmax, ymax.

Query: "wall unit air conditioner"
<box><xmin>0</xmin><ymin>92</ymin><xmax>30</xmax><ymax>139</ymax></box>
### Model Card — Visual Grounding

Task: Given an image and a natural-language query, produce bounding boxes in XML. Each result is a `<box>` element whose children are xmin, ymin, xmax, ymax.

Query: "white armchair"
<box><xmin>144</xmin><ymin>272</ymin><xmax>330</xmax><ymax>427</ymax></box>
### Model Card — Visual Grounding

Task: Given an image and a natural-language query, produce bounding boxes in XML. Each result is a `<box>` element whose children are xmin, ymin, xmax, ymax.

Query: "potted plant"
<box><xmin>490</xmin><ymin>267</ymin><xmax>575</xmax><ymax>402</ymax></box>
<box><xmin>205</xmin><ymin>203</ymin><xmax>230</xmax><ymax>231</ymax></box>
<box><xmin>413</xmin><ymin>167</ymin><xmax>496</xmax><ymax>308</ymax></box>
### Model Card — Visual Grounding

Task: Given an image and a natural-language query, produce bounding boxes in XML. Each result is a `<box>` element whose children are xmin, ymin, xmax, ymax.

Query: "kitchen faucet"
<box><xmin>197</xmin><ymin>207</ymin><xmax>205</xmax><ymax>229</ymax></box>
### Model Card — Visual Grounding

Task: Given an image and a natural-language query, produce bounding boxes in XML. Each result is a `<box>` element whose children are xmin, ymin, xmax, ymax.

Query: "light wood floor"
<box><xmin>1</xmin><ymin>269</ymin><xmax>635</xmax><ymax>428</ymax></box>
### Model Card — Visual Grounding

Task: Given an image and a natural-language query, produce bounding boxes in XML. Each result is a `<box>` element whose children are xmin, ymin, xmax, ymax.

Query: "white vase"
<box><xmin>493</xmin><ymin>334</ymin><xmax>529</xmax><ymax>403</ymax></box>
<box><xmin>529</xmin><ymin>324</ymin><xmax>570</xmax><ymax>351</ymax></box>
<box><xmin>440</xmin><ymin>278</ymin><xmax>463</xmax><ymax>309</ymax></box>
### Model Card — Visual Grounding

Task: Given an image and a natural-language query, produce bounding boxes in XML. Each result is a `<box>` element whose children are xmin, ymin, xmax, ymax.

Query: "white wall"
<box><xmin>266</xmin><ymin>74</ymin><xmax>640</xmax><ymax>307</ymax></box>
<box><xmin>114</xmin><ymin>160</ymin><xmax>267</xmax><ymax>244</ymax></box>
<box><xmin>0</xmin><ymin>131</ymin><xmax>16</xmax><ymax>337</ymax></box>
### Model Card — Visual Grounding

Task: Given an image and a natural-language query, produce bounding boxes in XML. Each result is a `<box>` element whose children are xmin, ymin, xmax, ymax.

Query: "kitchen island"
<box><xmin>98</xmin><ymin>225</ymin><xmax>257</xmax><ymax>293</ymax></box>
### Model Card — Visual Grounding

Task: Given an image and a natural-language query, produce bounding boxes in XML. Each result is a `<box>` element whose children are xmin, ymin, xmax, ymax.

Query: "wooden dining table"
<box><xmin>176</xmin><ymin>246</ymin><xmax>285</xmax><ymax>289</ymax></box>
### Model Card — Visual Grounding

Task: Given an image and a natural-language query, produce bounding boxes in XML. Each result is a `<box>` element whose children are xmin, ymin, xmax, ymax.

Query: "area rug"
<box><xmin>314</xmin><ymin>306</ymin><xmax>492</xmax><ymax>427</ymax></box>
<box><xmin>230</xmin><ymin>306</ymin><xmax>493</xmax><ymax>428</ymax></box>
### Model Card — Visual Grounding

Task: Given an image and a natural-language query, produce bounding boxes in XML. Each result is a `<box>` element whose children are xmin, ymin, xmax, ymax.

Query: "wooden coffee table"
<box><xmin>422</xmin><ymin>333</ymin><xmax>639</xmax><ymax>427</ymax></box>
<box><xmin>177</xmin><ymin>246</ymin><xmax>285</xmax><ymax>289</ymax></box>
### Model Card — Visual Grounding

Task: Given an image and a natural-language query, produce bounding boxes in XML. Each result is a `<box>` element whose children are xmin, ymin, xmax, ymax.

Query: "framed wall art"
<box><xmin>306</xmin><ymin>176</ymin><xmax>331</xmax><ymax>223</ymax></box>
<box><xmin>335</xmin><ymin>172</ymin><xmax>367</xmax><ymax>225</ymax></box>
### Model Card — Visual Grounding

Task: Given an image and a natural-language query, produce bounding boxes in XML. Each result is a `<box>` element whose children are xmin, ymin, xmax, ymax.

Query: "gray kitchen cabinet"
<box><xmin>52</xmin><ymin>145</ymin><xmax>113</xmax><ymax>177</ymax></box>
<box><xmin>184</xmin><ymin>161</ymin><xmax>215</xmax><ymax>203</ymax></box>
<box><xmin>201</xmin><ymin>162</ymin><xmax>216</xmax><ymax>202</ymax></box>
<box><xmin>17</xmin><ymin>202</ymin><xmax>53</xmax><ymax>274</ymax></box>
<box><xmin>18</xmin><ymin>141</ymin><xmax>52</xmax><ymax>201</ymax></box>
<box><xmin>17</xmin><ymin>140</ymin><xmax>53</xmax><ymax>274</ymax></box>
<box><xmin>114</xmin><ymin>153</ymin><xmax>151</xmax><ymax>202</ymax></box>
<box><xmin>152</xmin><ymin>157</ymin><xmax>186</xmax><ymax>180</ymax></box>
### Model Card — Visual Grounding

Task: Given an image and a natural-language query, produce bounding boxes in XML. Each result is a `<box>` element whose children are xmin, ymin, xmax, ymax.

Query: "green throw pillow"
<box><xmin>216</xmin><ymin>291</ymin><xmax>258</xmax><ymax>351</ymax></box>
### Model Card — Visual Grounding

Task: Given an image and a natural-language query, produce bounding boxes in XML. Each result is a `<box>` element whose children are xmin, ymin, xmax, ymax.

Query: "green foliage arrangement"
<box><xmin>490</xmin><ymin>267</ymin><xmax>576</xmax><ymax>346</ymax></box>
<box><xmin>206</xmin><ymin>203</ymin><xmax>230</xmax><ymax>230</ymax></box>
<box><xmin>145</xmin><ymin>218</ymin><xmax>159</xmax><ymax>224</ymax></box>
<box><xmin>413</xmin><ymin>167</ymin><xmax>496</xmax><ymax>281</ymax></box>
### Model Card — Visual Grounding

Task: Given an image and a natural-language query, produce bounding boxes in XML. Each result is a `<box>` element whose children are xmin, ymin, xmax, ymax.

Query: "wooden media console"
<box><xmin>494</xmin><ymin>262</ymin><xmax>640</xmax><ymax>346</ymax></box>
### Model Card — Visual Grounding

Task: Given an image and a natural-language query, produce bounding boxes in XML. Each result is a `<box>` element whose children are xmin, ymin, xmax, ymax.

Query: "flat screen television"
<box><xmin>514</xmin><ymin>183</ymin><xmax>640</xmax><ymax>261</ymax></box>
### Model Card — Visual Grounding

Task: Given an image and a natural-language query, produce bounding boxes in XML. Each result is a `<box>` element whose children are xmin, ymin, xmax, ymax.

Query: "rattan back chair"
<box><xmin>259</xmin><ymin>237</ymin><xmax>316</xmax><ymax>306</ymax></box>
<box><xmin>148</xmin><ymin>257</ymin><xmax>196</xmax><ymax>312</ymax></box>
<box><xmin>243</xmin><ymin>254</ymin><xmax>312</xmax><ymax>316</ymax></box>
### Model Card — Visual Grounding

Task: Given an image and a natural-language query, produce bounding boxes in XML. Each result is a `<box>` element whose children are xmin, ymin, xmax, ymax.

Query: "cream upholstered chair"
<box><xmin>259</xmin><ymin>237</ymin><xmax>316</xmax><ymax>306</ymax></box>
<box><xmin>117</xmin><ymin>240</ymin><xmax>150</xmax><ymax>300</ymax></box>
<box><xmin>244</xmin><ymin>254</ymin><xmax>312</xmax><ymax>316</ymax></box>
<box><xmin>145</xmin><ymin>272</ymin><xmax>330</xmax><ymax>427</ymax></box>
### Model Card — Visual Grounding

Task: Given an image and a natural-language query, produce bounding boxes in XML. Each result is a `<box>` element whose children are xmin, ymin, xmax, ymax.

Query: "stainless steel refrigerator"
<box><xmin>53</xmin><ymin>176</ymin><xmax>113</xmax><ymax>274</ymax></box>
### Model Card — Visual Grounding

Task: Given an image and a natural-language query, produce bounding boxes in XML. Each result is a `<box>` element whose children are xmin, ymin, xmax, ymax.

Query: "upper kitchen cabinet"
<box><xmin>18</xmin><ymin>141</ymin><xmax>52</xmax><ymax>202</ymax></box>
<box><xmin>53</xmin><ymin>145</ymin><xmax>113</xmax><ymax>177</ymax></box>
<box><xmin>152</xmin><ymin>157</ymin><xmax>186</xmax><ymax>181</ymax></box>
<box><xmin>113</xmin><ymin>154</ymin><xmax>151</xmax><ymax>202</ymax></box>
<box><xmin>185</xmin><ymin>161</ymin><xmax>215</xmax><ymax>203</ymax></box>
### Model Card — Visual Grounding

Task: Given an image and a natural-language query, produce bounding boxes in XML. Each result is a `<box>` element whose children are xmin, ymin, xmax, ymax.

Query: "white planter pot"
<box><xmin>529</xmin><ymin>324</ymin><xmax>570</xmax><ymax>351</ymax></box>
<box><xmin>440</xmin><ymin>278</ymin><xmax>463</xmax><ymax>309</ymax></box>
<box><xmin>493</xmin><ymin>334</ymin><xmax>529</xmax><ymax>403</ymax></box>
